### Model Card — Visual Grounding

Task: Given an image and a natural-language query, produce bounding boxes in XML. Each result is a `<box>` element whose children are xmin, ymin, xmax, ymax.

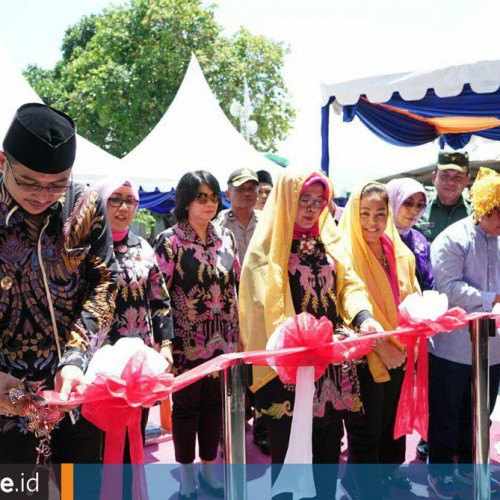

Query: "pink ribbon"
<box><xmin>44</xmin><ymin>351</ymin><xmax>174</xmax><ymax>500</ymax></box>
<box><xmin>42</xmin><ymin>308</ymin><xmax>489</xmax><ymax>497</ymax></box>
<box><xmin>394</xmin><ymin>307</ymin><xmax>469</xmax><ymax>439</ymax></box>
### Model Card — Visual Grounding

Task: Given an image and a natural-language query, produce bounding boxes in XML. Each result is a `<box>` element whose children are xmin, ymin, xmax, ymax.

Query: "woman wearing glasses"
<box><xmin>240</xmin><ymin>170</ymin><xmax>380</xmax><ymax>499</ymax></box>
<box><xmin>387</xmin><ymin>178</ymin><xmax>434</xmax><ymax>292</ymax></box>
<box><xmin>94</xmin><ymin>175</ymin><xmax>174</xmax><ymax>463</ymax></box>
<box><xmin>154</xmin><ymin>171</ymin><xmax>240</xmax><ymax>500</ymax></box>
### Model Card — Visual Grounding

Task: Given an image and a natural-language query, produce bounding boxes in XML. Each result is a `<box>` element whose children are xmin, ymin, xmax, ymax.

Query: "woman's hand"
<box><xmin>358</xmin><ymin>318</ymin><xmax>384</xmax><ymax>334</ymax></box>
<box><xmin>159</xmin><ymin>345</ymin><xmax>174</xmax><ymax>373</ymax></box>
<box><xmin>373</xmin><ymin>341</ymin><xmax>407</xmax><ymax>370</ymax></box>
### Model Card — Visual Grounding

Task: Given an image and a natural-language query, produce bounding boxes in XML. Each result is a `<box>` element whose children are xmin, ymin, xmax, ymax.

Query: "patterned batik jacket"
<box><xmin>154</xmin><ymin>220</ymin><xmax>240</xmax><ymax>375</ymax></box>
<box><xmin>0</xmin><ymin>182</ymin><xmax>117</xmax><ymax>386</ymax></box>
<box><xmin>109</xmin><ymin>230</ymin><xmax>173</xmax><ymax>346</ymax></box>
<box><xmin>255</xmin><ymin>236</ymin><xmax>363</xmax><ymax>426</ymax></box>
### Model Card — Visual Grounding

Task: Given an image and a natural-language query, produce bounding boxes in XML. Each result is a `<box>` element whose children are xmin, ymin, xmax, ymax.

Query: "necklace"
<box><xmin>377</xmin><ymin>252</ymin><xmax>389</xmax><ymax>272</ymax></box>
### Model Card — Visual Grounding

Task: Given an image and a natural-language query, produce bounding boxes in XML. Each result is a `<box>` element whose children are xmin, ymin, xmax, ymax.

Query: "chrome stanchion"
<box><xmin>470</xmin><ymin>316</ymin><xmax>495</xmax><ymax>500</ymax></box>
<box><xmin>221</xmin><ymin>363</ymin><xmax>248</xmax><ymax>500</ymax></box>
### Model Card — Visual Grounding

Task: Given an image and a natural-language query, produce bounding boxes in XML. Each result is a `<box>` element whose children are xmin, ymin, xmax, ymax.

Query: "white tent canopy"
<box><xmin>120</xmin><ymin>54</ymin><xmax>282</xmax><ymax>191</ymax></box>
<box><xmin>321</xmin><ymin>59</ymin><xmax>500</xmax><ymax>106</ymax></box>
<box><xmin>320</xmin><ymin>59</ymin><xmax>500</xmax><ymax>191</ymax></box>
<box><xmin>0</xmin><ymin>39</ymin><xmax>121</xmax><ymax>183</ymax></box>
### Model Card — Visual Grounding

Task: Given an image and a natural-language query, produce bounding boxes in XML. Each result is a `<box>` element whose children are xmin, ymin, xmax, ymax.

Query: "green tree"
<box><xmin>24</xmin><ymin>0</ymin><xmax>295</xmax><ymax>157</ymax></box>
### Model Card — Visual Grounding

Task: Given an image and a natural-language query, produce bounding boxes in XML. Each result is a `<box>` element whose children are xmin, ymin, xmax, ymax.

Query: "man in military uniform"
<box><xmin>417</xmin><ymin>151</ymin><xmax>472</xmax><ymax>243</ymax></box>
<box><xmin>415</xmin><ymin>151</ymin><xmax>471</xmax><ymax>462</ymax></box>
<box><xmin>0</xmin><ymin>103</ymin><xmax>117</xmax><ymax>467</ymax></box>
<box><xmin>216</xmin><ymin>168</ymin><xmax>261</xmax><ymax>264</ymax></box>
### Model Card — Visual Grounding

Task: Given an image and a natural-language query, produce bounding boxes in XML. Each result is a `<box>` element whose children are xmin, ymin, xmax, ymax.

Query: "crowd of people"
<box><xmin>0</xmin><ymin>103</ymin><xmax>499</xmax><ymax>500</ymax></box>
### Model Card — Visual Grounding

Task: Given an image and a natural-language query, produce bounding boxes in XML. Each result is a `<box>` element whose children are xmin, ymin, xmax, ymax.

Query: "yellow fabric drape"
<box><xmin>338</xmin><ymin>181</ymin><xmax>421</xmax><ymax>383</ymax></box>
<box><xmin>239</xmin><ymin>169</ymin><xmax>374</xmax><ymax>392</ymax></box>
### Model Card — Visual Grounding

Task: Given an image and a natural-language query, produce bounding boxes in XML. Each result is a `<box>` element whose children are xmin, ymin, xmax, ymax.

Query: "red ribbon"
<box><xmin>42</xmin><ymin>308</ymin><xmax>484</xmax><ymax>477</ymax></box>
<box><xmin>394</xmin><ymin>307</ymin><xmax>469</xmax><ymax>440</ymax></box>
<box><xmin>43</xmin><ymin>351</ymin><xmax>174</xmax><ymax>500</ymax></box>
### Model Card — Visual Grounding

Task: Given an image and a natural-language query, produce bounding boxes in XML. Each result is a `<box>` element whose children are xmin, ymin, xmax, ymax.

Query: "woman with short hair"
<box><xmin>155</xmin><ymin>171</ymin><xmax>240</xmax><ymax>500</ymax></box>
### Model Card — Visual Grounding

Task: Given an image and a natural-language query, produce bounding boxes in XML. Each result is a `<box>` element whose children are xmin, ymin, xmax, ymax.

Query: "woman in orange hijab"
<box><xmin>339</xmin><ymin>182</ymin><xmax>420</xmax><ymax>499</ymax></box>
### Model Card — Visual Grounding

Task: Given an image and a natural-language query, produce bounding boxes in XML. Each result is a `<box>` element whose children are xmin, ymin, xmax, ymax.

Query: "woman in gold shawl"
<box><xmin>339</xmin><ymin>182</ymin><xmax>420</xmax><ymax>499</ymax></box>
<box><xmin>239</xmin><ymin>170</ymin><xmax>381</xmax><ymax>499</ymax></box>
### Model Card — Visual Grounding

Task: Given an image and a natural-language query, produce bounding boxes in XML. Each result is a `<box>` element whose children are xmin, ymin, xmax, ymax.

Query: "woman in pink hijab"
<box><xmin>94</xmin><ymin>175</ymin><xmax>174</xmax><ymax>463</ymax></box>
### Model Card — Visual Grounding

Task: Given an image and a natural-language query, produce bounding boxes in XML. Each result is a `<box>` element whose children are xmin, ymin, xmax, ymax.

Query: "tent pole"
<box><xmin>221</xmin><ymin>364</ymin><xmax>247</xmax><ymax>500</ymax></box>
<box><xmin>470</xmin><ymin>317</ymin><xmax>493</xmax><ymax>500</ymax></box>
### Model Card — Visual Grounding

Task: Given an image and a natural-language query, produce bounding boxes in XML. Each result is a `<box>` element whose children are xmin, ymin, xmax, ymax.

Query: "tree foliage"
<box><xmin>24</xmin><ymin>0</ymin><xmax>295</xmax><ymax>157</ymax></box>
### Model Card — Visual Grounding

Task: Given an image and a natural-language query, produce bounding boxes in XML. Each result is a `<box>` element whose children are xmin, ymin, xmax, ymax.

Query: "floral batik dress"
<box><xmin>154</xmin><ymin>221</ymin><xmax>240</xmax><ymax>375</ymax></box>
<box><xmin>110</xmin><ymin>230</ymin><xmax>173</xmax><ymax>346</ymax></box>
<box><xmin>256</xmin><ymin>235</ymin><xmax>362</xmax><ymax>427</ymax></box>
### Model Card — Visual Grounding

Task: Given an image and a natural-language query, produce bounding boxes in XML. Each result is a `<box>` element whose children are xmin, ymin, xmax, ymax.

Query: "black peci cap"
<box><xmin>3</xmin><ymin>103</ymin><xmax>76</xmax><ymax>174</ymax></box>
<box><xmin>257</xmin><ymin>170</ymin><xmax>273</xmax><ymax>186</ymax></box>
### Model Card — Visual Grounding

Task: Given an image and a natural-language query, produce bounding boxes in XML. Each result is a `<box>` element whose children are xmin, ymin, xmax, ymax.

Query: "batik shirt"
<box><xmin>154</xmin><ymin>221</ymin><xmax>240</xmax><ymax>375</ymax></box>
<box><xmin>0</xmin><ymin>182</ymin><xmax>117</xmax><ymax>387</ymax></box>
<box><xmin>256</xmin><ymin>236</ymin><xmax>362</xmax><ymax>426</ymax></box>
<box><xmin>110</xmin><ymin>230</ymin><xmax>173</xmax><ymax>346</ymax></box>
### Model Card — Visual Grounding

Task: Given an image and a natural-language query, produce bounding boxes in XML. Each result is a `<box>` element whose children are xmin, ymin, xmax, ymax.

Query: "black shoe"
<box><xmin>253</xmin><ymin>435</ymin><xmax>270</xmax><ymax>455</ymax></box>
<box><xmin>386</xmin><ymin>470</ymin><xmax>412</xmax><ymax>491</ymax></box>
<box><xmin>178</xmin><ymin>487</ymin><xmax>198</xmax><ymax>500</ymax></box>
<box><xmin>258</xmin><ymin>438</ymin><xmax>270</xmax><ymax>455</ymax></box>
<box><xmin>198</xmin><ymin>471</ymin><xmax>224</xmax><ymax>498</ymax></box>
<box><xmin>416</xmin><ymin>438</ymin><xmax>429</xmax><ymax>461</ymax></box>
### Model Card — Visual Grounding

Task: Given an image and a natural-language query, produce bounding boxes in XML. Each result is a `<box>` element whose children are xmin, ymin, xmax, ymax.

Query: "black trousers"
<box><xmin>343</xmin><ymin>364</ymin><xmax>405</xmax><ymax>500</ymax></box>
<box><xmin>428</xmin><ymin>354</ymin><xmax>500</xmax><ymax>474</ymax></box>
<box><xmin>172</xmin><ymin>374</ymin><xmax>222</xmax><ymax>464</ymax></box>
<box><xmin>265</xmin><ymin>413</ymin><xmax>343</xmax><ymax>500</ymax></box>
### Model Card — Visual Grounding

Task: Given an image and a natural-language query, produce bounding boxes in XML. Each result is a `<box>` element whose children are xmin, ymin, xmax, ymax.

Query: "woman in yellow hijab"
<box><xmin>240</xmin><ymin>170</ymin><xmax>381</xmax><ymax>498</ymax></box>
<box><xmin>339</xmin><ymin>182</ymin><xmax>420</xmax><ymax>499</ymax></box>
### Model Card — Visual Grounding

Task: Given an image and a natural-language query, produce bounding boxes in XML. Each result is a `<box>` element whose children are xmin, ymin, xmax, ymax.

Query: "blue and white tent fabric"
<box><xmin>321</xmin><ymin>60</ymin><xmax>500</xmax><ymax>174</ymax></box>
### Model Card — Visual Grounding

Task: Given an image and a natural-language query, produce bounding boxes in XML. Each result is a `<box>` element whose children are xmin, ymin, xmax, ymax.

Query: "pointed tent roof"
<box><xmin>0</xmin><ymin>39</ymin><xmax>120</xmax><ymax>183</ymax></box>
<box><xmin>120</xmin><ymin>54</ymin><xmax>282</xmax><ymax>191</ymax></box>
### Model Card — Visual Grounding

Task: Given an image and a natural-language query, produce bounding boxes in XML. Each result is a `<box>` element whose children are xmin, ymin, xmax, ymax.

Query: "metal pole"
<box><xmin>470</xmin><ymin>316</ymin><xmax>494</xmax><ymax>500</ymax></box>
<box><xmin>221</xmin><ymin>363</ymin><xmax>247</xmax><ymax>500</ymax></box>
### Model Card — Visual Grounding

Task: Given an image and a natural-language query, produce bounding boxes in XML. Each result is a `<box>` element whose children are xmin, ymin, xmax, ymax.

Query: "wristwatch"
<box><xmin>160</xmin><ymin>339</ymin><xmax>173</xmax><ymax>348</ymax></box>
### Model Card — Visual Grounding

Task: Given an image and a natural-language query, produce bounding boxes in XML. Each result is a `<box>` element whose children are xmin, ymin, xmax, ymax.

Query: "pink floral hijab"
<box><xmin>292</xmin><ymin>174</ymin><xmax>330</xmax><ymax>240</ymax></box>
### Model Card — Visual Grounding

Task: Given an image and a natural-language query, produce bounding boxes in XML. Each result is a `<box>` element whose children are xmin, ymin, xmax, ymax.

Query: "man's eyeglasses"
<box><xmin>7</xmin><ymin>159</ymin><xmax>72</xmax><ymax>196</ymax></box>
<box><xmin>108</xmin><ymin>197</ymin><xmax>139</xmax><ymax>208</ymax></box>
<box><xmin>195</xmin><ymin>193</ymin><xmax>219</xmax><ymax>204</ymax></box>
<box><xmin>298</xmin><ymin>196</ymin><xmax>327</xmax><ymax>209</ymax></box>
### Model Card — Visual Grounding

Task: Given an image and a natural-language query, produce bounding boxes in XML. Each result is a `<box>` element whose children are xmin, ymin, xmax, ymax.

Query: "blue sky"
<box><xmin>1</xmin><ymin>0</ymin><xmax>498</xmax><ymax>187</ymax></box>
